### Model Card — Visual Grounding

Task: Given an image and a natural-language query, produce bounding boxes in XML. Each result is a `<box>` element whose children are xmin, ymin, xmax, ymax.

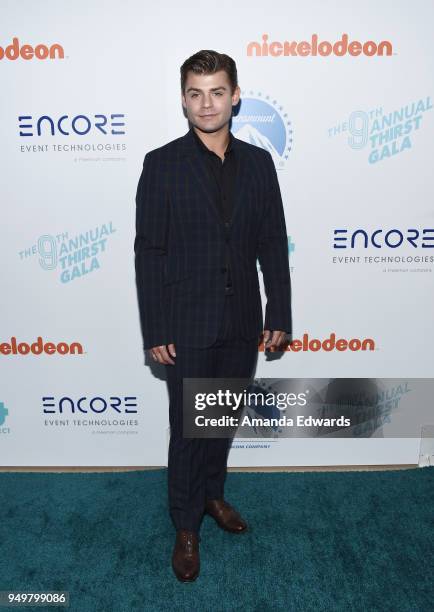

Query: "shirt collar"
<box><xmin>190</xmin><ymin>127</ymin><xmax>235</xmax><ymax>156</ymax></box>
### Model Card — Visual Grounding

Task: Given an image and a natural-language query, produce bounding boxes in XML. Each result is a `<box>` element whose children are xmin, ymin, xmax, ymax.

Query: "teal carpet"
<box><xmin>0</xmin><ymin>467</ymin><xmax>432</xmax><ymax>612</ymax></box>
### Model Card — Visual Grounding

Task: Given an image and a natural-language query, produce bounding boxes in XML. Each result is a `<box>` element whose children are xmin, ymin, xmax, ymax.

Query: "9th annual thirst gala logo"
<box><xmin>238</xmin><ymin>379</ymin><xmax>410</xmax><ymax>439</ymax></box>
<box><xmin>18</xmin><ymin>222</ymin><xmax>116</xmax><ymax>283</ymax></box>
<box><xmin>329</xmin><ymin>97</ymin><xmax>432</xmax><ymax>163</ymax></box>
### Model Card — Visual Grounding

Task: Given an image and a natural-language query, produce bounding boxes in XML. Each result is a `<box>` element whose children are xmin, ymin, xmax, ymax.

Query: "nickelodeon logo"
<box><xmin>0</xmin><ymin>37</ymin><xmax>64</xmax><ymax>60</ymax></box>
<box><xmin>248</xmin><ymin>34</ymin><xmax>393</xmax><ymax>57</ymax></box>
<box><xmin>0</xmin><ymin>337</ymin><xmax>83</xmax><ymax>355</ymax></box>
<box><xmin>258</xmin><ymin>333</ymin><xmax>375</xmax><ymax>352</ymax></box>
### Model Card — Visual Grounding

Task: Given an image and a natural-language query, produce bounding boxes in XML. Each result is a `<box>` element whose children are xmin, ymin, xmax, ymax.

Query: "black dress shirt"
<box><xmin>191</xmin><ymin>127</ymin><xmax>237</xmax><ymax>290</ymax></box>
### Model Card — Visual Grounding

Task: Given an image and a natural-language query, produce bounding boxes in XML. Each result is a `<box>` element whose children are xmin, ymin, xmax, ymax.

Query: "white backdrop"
<box><xmin>1</xmin><ymin>0</ymin><xmax>433</xmax><ymax>466</ymax></box>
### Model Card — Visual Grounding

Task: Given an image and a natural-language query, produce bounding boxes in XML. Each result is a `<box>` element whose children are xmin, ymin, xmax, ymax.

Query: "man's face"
<box><xmin>181</xmin><ymin>69</ymin><xmax>240</xmax><ymax>133</ymax></box>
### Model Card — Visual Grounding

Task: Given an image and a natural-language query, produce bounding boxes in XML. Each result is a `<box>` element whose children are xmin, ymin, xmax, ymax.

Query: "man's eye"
<box><xmin>189</xmin><ymin>92</ymin><xmax>222</xmax><ymax>98</ymax></box>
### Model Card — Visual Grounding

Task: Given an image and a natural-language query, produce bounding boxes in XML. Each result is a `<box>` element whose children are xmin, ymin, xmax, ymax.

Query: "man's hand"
<box><xmin>263</xmin><ymin>330</ymin><xmax>287</xmax><ymax>351</ymax></box>
<box><xmin>149</xmin><ymin>343</ymin><xmax>176</xmax><ymax>365</ymax></box>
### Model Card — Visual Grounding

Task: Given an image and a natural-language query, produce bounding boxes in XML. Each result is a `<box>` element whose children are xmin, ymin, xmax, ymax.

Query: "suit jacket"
<box><xmin>134</xmin><ymin>127</ymin><xmax>292</xmax><ymax>350</ymax></box>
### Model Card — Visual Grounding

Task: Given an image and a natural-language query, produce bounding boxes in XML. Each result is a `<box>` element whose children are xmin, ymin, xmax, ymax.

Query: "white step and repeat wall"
<box><xmin>1</xmin><ymin>0</ymin><xmax>433</xmax><ymax>466</ymax></box>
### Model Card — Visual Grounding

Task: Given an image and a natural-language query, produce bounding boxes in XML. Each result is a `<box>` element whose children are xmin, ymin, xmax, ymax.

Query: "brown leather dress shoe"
<box><xmin>171</xmin><ymin>530</ymin><xmax>201</xmax><ymax>582</ymax></box>
<box><xmin>204</xmin><ymin>499</ymin><xmax>248</xmax><ymax>533</ymax></box>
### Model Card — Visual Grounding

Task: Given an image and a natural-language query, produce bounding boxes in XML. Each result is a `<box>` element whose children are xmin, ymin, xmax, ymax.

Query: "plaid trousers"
<box><xmin>165</xmin><ymin>293</ymin><xmax>259</xmax><ymax>532</ymax></box>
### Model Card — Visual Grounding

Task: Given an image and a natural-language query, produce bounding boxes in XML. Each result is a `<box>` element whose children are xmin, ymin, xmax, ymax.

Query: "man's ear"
<box><xmin>232</xmin><ymin>85</ymin><xmax>241</xmax><ymax>106</ymax></box>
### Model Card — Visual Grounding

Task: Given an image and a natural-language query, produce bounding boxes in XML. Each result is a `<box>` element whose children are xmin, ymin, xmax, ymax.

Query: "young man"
<box><xmin>134</xmin><ymin>50</ymin><xmax>292</xmax><ymax>582</ymax></box>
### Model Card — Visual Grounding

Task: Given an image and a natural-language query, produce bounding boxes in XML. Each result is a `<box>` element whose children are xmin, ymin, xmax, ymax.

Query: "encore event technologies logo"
<box><xmin>332</xmin><ymin>227</ymin><xmax>434</xmax><ymax>269</ymax></box>
<box><xmin>19</xmin><ymin>113</ymin><xmax>125</xmax><ymax>138</ymax></box>
<box><xmin>18</xmin><ymin>113</ymin><xmax>126</xmax><ymax>157</ymax></box>
<box><xmin>0</xmin><ymin>37</ymin><xmax>64</xmax><ymax>60</ymax></box>
<box><xmin>42</xmin><ymin>395</ymin><xmax>139</xmax><ymax>433</ymax></box>
<box><xmin>18</xmin><ymin>221</ymin><xmax>116</xmax><ymax>283</ymax></box>
<box><xmin>329</xmin><ymin>97</ymin><xmax>432</xmax><ymax>163</ymax></box>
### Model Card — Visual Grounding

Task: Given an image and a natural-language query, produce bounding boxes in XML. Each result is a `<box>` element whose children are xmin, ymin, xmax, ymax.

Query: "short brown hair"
<box><xmin>180</xmin><ymin>50</ymin><xmax>238</xmax><ymax>95</ymax></box>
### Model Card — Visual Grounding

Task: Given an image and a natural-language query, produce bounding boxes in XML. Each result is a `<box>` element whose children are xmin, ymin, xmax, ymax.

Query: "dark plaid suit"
<box><xmin>135</xmin><ymin>127</ymin><xmax>292</xmax><ymax>532</ymax></box>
